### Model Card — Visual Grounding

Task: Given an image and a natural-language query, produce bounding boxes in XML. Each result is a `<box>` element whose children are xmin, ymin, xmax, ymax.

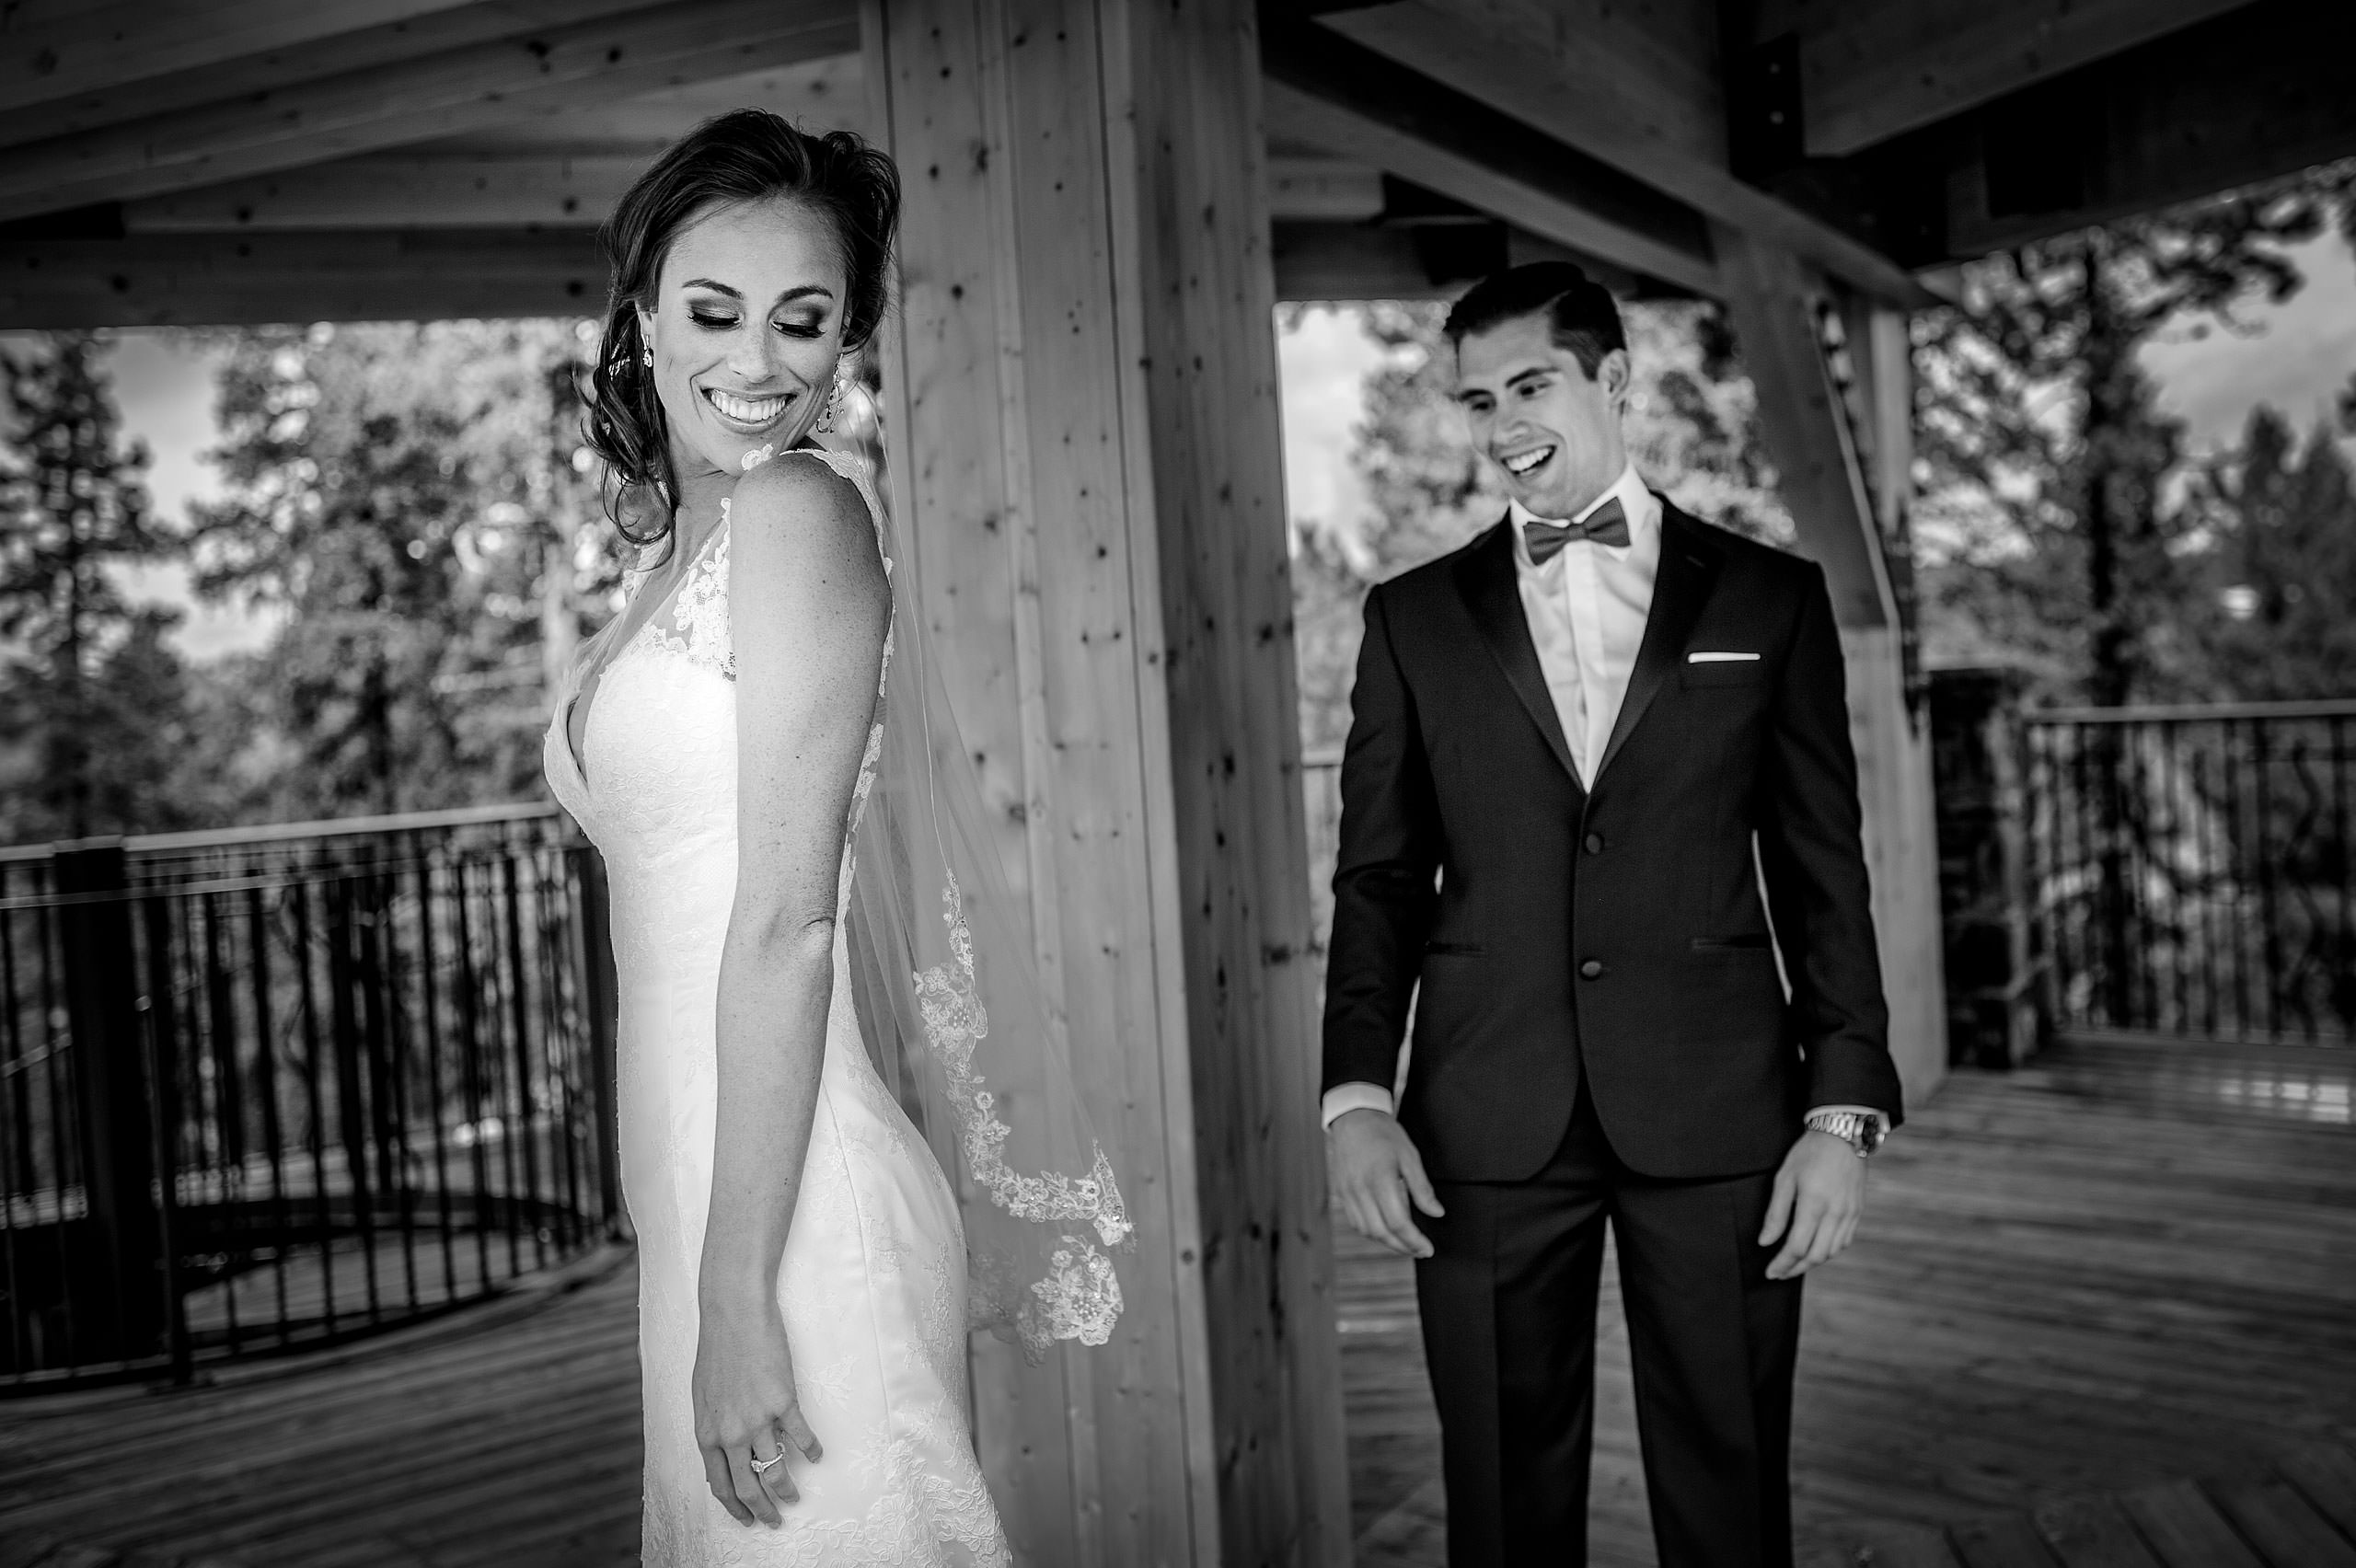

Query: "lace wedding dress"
<box><xmin>544</xmin><ymin>447</ymin><xmax>1008</xmax><ymax>1566</ymax></box>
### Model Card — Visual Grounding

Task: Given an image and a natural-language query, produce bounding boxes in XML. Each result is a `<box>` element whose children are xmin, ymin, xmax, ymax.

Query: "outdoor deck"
<box><xmin>1</xmin><ymin>1033</ymin><xmax>2350</xmax><ymax>1568</ymax></box>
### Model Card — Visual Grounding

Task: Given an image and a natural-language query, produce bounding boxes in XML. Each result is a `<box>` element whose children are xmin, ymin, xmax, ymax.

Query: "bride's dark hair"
<box><xmin>584</xmin><ymin>110</ymin><xmax>900</xmax><ymax>549</ymax></box>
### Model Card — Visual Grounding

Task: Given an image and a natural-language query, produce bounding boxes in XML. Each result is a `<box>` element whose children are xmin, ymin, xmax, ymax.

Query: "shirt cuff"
<box><xmin>1322</xmin><ymin>1082</ymin><xmax>1395</xmax><ymax>1129</ymax></box>
<box><xmin>1807</xmin><ymin>1103</ymin><xmax>1890</xmax><ymax>1136</ymax></box>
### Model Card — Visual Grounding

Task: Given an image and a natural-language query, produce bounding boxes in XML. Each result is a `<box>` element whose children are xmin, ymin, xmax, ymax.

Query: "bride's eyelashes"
<box><xmin>684</xmin><ymin>307</ymin><xmax>829</xmax><ymax>340</ymax></box>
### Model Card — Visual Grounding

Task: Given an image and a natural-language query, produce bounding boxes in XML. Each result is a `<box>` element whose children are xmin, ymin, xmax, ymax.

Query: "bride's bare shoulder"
<box><xmin>727</xmin><ymin>450</ymin><xmax>878</xmax><ymax>580</ymax></box>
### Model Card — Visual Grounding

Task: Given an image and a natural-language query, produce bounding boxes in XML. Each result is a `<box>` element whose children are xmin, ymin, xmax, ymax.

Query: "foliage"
<box><xmin>2187</xmin><ymin>407</ymin><xmax>2356</xmax><ymax>699</ymax></box>
<box><xmin>188</xmin><ymin>320</ymin><xmax>610</xmax><ymax>822</ymax></box>
<box><xmin>0</xmin><ymin>332</ymin><xmax>188</xmax><ymax>840</ymax></box>
<box><xmin>1913</xmin><ymin>161</ymin><xmax>2356</xmax><ymax>703</ymax></box>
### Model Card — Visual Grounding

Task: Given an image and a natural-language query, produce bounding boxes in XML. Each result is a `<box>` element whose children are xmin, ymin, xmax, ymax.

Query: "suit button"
<box><xmin>1579</xmin><ymin>959</ymin><xmax>1604</xmax><ymax>980</ymax></box>
<box><xmin>1584</xmin><ymin>833</ymin><xmax>1605</xmax><ymax>854</ymax></box>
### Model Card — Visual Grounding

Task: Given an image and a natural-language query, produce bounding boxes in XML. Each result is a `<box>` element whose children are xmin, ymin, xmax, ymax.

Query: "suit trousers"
<box><xmin>1415</xmin><ymin>1091</ymin><xmax>1804</xmax><ymax>1568</ymax></box>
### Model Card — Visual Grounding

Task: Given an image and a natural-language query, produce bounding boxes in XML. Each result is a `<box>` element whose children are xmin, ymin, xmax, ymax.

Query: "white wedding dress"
<box><xmin>544</xmin><ymin>447</ymin><xmax>1009</xmax><ymax>1567</ymax></box>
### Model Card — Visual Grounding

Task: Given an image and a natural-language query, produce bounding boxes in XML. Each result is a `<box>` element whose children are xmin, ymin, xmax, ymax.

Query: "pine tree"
<box><xmin>189</xmin><ymin>320</ymin><xmax>606</xmax><ymax>821</ymax></box>
<box><xmin>1913</xmin><ymin>161</ymin><xmax>2356</xmax><ymax>704</ymax></box>
<box><xmin>0</xmin><ymin>331</ymin><xmax>183</xmax><ymax>840</ymax></box>
<box><xmin>2193</xmin><ymin>408</ymin><xmax>2356</xmax><ymax>699</ymax></box>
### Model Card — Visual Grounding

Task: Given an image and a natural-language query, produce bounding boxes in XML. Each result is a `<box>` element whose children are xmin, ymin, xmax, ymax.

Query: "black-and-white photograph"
<box><xmin>0</xmin><ymin>2</ymin><xmax>2350</xmax><ymax>1565</ymax></box>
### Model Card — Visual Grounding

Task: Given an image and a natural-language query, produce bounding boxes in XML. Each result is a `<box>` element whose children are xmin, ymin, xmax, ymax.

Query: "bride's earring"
<box><xmin>815</xmin><ymin>374</ymin><xmax>845</xmax><ymax>435</ymax></box>
<box><xmin>641</xmin><ymin>344</ymin><xmax>654</xmax><ymax>369</ymax></box>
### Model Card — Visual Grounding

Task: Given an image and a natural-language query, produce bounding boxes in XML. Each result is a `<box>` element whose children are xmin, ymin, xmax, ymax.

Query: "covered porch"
<box><xmin>5</xmin><ymin>0</ymin><xmax>2356</xmax><ymax>1562</ymax></box>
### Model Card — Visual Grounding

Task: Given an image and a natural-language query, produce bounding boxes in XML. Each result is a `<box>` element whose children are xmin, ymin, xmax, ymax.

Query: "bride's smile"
<box><xmin>634</xmin><ymin>197</ymin><xmax>848</xmax><ymax>481</ymax></box>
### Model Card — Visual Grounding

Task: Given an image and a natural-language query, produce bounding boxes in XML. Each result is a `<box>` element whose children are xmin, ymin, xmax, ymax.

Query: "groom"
<box><xmin>1322</xmin><ymin>261</ymin><xmax>1904</xmax><ymax>1568</ymax></box>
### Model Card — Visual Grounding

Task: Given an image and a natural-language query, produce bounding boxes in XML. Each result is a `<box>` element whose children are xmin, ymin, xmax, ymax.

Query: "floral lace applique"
<box><xmin>909</xmin><ymin>876</ymin><xmax>1131</xmax><ymax>1360</ymax></box>
<box><xmin>630</xmin><ymin>502</ymin><xmax>735</xmax><ymax>678</ymax></box>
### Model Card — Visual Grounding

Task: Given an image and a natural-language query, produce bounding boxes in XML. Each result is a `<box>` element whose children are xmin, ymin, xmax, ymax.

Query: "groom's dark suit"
<box><xmin>1322</xmin><ymin>501</ymin><xmax>1903</xmax><ymax>1566</ymax></box>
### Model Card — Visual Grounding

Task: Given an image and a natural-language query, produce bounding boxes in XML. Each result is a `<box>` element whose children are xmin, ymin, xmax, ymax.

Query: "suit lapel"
<box><xmin>1454</xmin><ymin>518</ymin><xmax>1585</xmax><ymax>791</ymax></box>
<box><xmin>1595</xmin><ymin>503</ymin><xmax>1722</xmax><ymax>781</ymax></box>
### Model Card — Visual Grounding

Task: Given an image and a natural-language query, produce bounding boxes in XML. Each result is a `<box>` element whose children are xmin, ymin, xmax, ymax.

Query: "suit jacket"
<box><xmin>1320</xmin><ymin>502</ymin><xmax>1903</xmax><ymax>1182</ymax></box>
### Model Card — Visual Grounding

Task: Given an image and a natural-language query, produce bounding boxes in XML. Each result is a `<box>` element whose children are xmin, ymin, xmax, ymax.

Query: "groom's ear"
<box><xmin>1596</xmin><ymin>347</ymin><xmax>1634</xmax><ymax>412</ymax></box>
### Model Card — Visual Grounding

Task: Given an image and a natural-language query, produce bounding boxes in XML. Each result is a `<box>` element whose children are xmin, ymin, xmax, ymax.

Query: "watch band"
<box><xmin>1805</xmin><ymin>1109</ymin><xmax>1881</xmax><ymax>1158</ymax></box>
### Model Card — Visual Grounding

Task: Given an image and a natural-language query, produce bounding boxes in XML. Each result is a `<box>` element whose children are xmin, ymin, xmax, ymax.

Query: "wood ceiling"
<box><xmin>0</xmin><ymin>0</ymin><xmax>2349</xmax><ymax>325</ymax></box>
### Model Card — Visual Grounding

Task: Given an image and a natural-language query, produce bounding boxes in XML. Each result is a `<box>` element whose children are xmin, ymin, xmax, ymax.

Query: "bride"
<box><xmin>545</xmin><ymin>112</ymin><xmax>1126</xmax><ymax>1564</ymax></box>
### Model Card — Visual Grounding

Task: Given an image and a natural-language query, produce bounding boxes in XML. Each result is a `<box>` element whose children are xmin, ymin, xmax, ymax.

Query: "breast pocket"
<box><xmin>1680</xmin><ymin>659</ymin><xmax>1765</xmax><ymax>690</ymax></box>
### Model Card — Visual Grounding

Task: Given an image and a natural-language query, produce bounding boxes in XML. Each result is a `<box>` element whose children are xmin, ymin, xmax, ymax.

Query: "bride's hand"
<box><xmin>691</xmin><ymin>1297</ymin><xmax>824</xmax><ymax>1527</ymax></box>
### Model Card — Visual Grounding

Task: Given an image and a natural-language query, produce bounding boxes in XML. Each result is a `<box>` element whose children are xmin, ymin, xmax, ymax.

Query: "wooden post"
<box><xmin>862</xmin><ymin>0</ymin><xmax>1349</xmax><ymax>1562</ymax></box>
<box><xmin>1714</xmin><ymin>226</ymin><xmax>1949</xmax><ymax>1106</ymax></box>
<box><xmin>53</xmin><ymin>839</ymin><xmax>167</xmax><ymax>1362</ymax></box>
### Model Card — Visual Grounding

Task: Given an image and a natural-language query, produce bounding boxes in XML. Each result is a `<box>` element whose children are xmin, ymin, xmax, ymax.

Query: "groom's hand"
<box><xmin>1760</xmin><ymin>1130</ymin><xmax>1867</xmax><ymax>1280</ymax></box>
<box><xmin>1328</xmin><ymin>1109</ymin><xmax>1445</xmax><ymax>1259</ymax></box>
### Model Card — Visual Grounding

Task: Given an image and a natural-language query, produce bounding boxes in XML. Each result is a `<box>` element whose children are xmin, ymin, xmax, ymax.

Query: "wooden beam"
<box><xmin>1784</xmin><ymin>0</ymin><xmax>2256</xmax><ymax>158</ymax></box>
<box><xmin>424</xmin><ymin>53</ymin><xmax>868</xmax><ymax>153</ymax></box>
<box><xmin>1712</xmin><ymin>222</ymin><xmax>1947</xmax><ymax>1101</ymax></box>
<box><xmin>867</xmin><ymin>0</ymin><xmax>1349</xmax><ymax>1556</ymax></box>
<box><xmin>1259</xmin><ymin>19</ymin><xmax>1719</xmax><ymax>297</ymax></box>
<box><xmin>1266</xmin><ymin>158</ymin><xmax>1384</xmax><ymax>223</ymax></box>
<box><xmin>119</xmin><ymin>154</ymin><xmax>648</xmax><ymax>231</ymax></box>
<box><xmin>1314</xmin><ymin>0</ymin><xmax>1935</xmax><ymax>306</ymax></box>
<box><xmin>1710</xmin><ymin>223</ymin><xmax>1888</xmax><ymax>628</ymax></box>
<box><xmin>1923</xmin><ymin>0</ymin><xmax>2356</xmax><ymax>260</ymax></box>
<box><xmin>0</xmin><ymin>0</ymin><xmax>859</xmax><ymax>223</ymax></box>
<box><xmin>0</xmin><ymin>0</ymin><xmax>654</xmax><ymax>149</ymax></box>
<box><xmin>1272</xmin><ymin>218</ymin><xmax>1657</xmax><ymax>302</ymax></box>
<box><xmin>0</xmin><ymin>0</ymin><xmax>487</xmax><ymax>117</ymax></box>
<box><xmin>115</xmin><ymin>144</ymin><xmax>1363</xmax><ymax>236</ymax></box>
<box><xmin>0</xmin><ymin>230</ymin><xmax>604</xmax><ymax>328</ymax></box>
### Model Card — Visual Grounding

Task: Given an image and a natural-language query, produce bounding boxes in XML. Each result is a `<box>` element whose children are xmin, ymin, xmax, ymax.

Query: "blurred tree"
<box><xmin>0</xmin><ymin>331</ymin><xmax>189</xmax><ymax>840</ymax></box>
<box><xmin>190</xmin><ymin>319</ymin><xmax>608</xmax><ymax>822</ymax></box>
<box><xmin>1913</xmin><ymin>161</ymin><xmax>2356</xmax><ymax>704</ymax></box>
<box><xmin>2189</xmin><ymin>407</ymin><xmax>2356</xmax><ymax>699</ymax></box>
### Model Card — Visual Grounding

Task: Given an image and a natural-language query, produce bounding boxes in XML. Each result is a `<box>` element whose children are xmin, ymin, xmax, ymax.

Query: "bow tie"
<box><xmin>1524</xmin><ymin>496</ymin><xmax>1630</xmax><ymax>563</ymax></box>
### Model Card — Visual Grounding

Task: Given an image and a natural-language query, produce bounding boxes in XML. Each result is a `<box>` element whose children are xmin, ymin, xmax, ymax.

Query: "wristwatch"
<box><xmin>1805</xmin><ymin>1110</ymin><xmax>1885</xmax><ymax>1159</ymax></box>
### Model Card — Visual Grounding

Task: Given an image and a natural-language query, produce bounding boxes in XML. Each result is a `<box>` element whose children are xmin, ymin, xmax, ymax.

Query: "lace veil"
<box><xmin>824</xmin><ymin>391</ymin><xmax>1133</xmax><ymax>1365</ymax></box>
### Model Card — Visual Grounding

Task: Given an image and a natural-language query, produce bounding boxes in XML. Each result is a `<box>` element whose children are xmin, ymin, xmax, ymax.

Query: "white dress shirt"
<box><xmin>1322</xmin><ymin>464</ymin><xmax>1886</xmax><ymax>1137</ymax></box>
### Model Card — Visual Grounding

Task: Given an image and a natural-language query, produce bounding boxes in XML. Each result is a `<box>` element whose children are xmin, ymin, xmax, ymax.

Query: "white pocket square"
<box><xmin>1688</xmin><ymin>651</ymin><xmax>1760</xmax><ymax>663</ymax></box>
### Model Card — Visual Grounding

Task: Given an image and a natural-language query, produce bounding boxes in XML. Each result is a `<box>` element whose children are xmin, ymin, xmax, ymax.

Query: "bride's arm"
<box><xmin>697</xmin><ymin>452</ymin><xmax>889</xmax><ymax>1523</ymax></box>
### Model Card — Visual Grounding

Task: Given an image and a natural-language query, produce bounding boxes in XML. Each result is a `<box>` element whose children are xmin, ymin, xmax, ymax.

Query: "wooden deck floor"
<box><xmin>1343</xmin><ymin>1033</ymin><xmax>2356</xmax><ymax>1567</ymax></box>
<box><xmin>0</xmin><ymin>1033</ymin><xmax>2351</xmax><ymax>1568</ymax></box>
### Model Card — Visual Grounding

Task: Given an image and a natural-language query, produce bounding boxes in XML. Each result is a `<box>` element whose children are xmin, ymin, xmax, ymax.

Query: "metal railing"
<box><xmin>0</xmin><ymin>805</ymin><xmax>620</xmax><ymax>1389</ymax></box>
<box><xmin>2023</xmin><ymin>699</ymin><xmax>2356</xmax><ymax>1045</ymax></box>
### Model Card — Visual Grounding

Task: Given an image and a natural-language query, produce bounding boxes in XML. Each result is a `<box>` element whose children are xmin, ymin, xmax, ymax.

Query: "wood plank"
<box><xmin>2278</xmin><ymin>1445</ymin><xmax>2356</xmax><ymax>1543</ymax></box>
<box><xmin>121</xmin><ymin>149</ymin><xmax>1383</xmax><ymax>234</ymax></box>
<box><xmin>2212</xmin><ymin>1479</ymin><xmax>2356</xmax><ymax>1568</ymax></box>
<box><xmin>395</xmin><ymin>53</ymin><xmax>867</xmax><ymax>154</ymax></box>
<box><xmin>1256</xmin><ymin>19</ymin><xmax>1718</xmax><ymax>298</ymax></box>
<box><xmin>866</xmin><ymin>0</ymin><xmax>1348</xmax><ymax>1560</ymax></box>
<box><xmin>0</xmin><ymin>0</ymin><xmax>483</xmax><ymax>117</ymax></box>
<box><xmin>1266</xmin><ymin>158</ymin><xmax>1385</xmax><ymax>223</ymax></box>
<box><xmin>1107</xmin><ymin>0</ymin><xmax>1352</xmax><ymax>1551</ymax></box>
<box><xmin>1923</xmin><ymin>1</ymin><xmax>2356</xmax><ymax>263</ymax></box>
<box><xmin>1808</xmin><ymin>1519</ymin><xmax>1966</xmax><ymax>1568</ymax></box>
<box><xmin>1787</xmin><ymin>0</ymin><xmax>2256</xmax><ymax>157</ymax></box>
<box><xmin>0</xmin><ymin>0</ymin><xmax>860</xmax><ymax>224</ymax></box>
<box><xmin>121</xmin><ymin>154</ymin><xmax>653</xmax><ymax>232</ymax></box>
<box><xmin>0</xmin><ymin>0</ymin><xmax>656</xmax><ymax>150</ymax></box>
<box><xmin>1314</xmin><ymin>0</ymin><xmax>1935</xmax><ymax>306</ymax></box>
<box><xmin>1710</xmin><ymin>224</ymin><xmax>1894</xmax><ymax>629</ymax></box>
<box><xmin>0</xmin><ymin>231</ymin><xmax>605</xmax><ymax>329</ymax></box>
<box><xmin>1953</xmin><ymin>1516</ymin><xmax>2062</xmax><ymax>1568</ymax></box>
<box><xmin>2117</xmin><ymin>1481</ymin><xmax>2266</xmax><ymax>1568</ymax></box>
<box><xmin>2031</xmin><ymin>1496</ymin><xmax>2165</xmax><ymax>1568</ymax></box>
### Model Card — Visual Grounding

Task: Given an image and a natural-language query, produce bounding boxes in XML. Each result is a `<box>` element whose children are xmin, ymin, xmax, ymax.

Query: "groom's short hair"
<box><xmin>1444</xmin><ymin>262</ymin><xmax>1625</xmax><ymax>379</ymax></box>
